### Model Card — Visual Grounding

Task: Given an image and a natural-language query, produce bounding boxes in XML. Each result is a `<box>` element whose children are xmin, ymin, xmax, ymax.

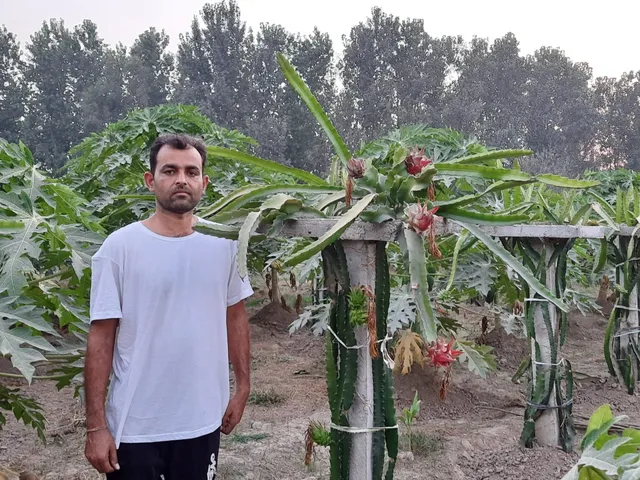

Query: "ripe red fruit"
<box><xmin>405</xmin><ymin>147</ymin><xmax>432</xmax><ymax>175</ymax></box>
<box><xmin>426</xmin><ymin>337</ymin><xmax>462</xmax><ymax>369</ymax></box>
<box><xmin>405</xmin><ymin>202</ymin><xmax>439</xmax><ymax>236</ymax></box>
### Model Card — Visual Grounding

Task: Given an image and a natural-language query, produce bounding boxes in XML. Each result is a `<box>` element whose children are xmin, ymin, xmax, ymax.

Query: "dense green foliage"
<box><xmin>2</xmin><ymin>40</ymin><xmax>640</xmax><ymax>477</ymax></box>
<box><xmin>563</xmin><ymin>404</ymin><xmax>640</xmax><ymax>479</ymax></box>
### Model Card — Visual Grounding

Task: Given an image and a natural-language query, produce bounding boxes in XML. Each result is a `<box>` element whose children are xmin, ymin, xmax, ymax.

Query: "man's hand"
<box><xmin>85</xmin><ymin>429</ymin><xmax>120</xmax><ymax>473</ymax></box>
<box><xmin>221</xmin><ymin>390</ymin><xmax>249</xmax><ymax>435</ymax></box>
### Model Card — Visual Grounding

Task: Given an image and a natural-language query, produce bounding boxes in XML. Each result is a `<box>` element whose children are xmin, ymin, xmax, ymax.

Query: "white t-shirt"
<box><xmin>89</xmin><ymin>220</ymin><xmax>253</xmax><ymax>447</ymax></box>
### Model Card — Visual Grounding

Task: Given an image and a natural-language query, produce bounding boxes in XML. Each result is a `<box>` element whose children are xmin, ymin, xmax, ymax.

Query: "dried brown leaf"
<box><xmin>394</xmin><ymin>329</ymin><xmax>424</xmax><ymax>375</ymax></box>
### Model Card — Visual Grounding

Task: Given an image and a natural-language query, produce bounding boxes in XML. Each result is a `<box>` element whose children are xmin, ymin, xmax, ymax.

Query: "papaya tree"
<box><xmin>0</xmin><ymin>138</ymin><xmax>102</xmax><ymax>439</ymax></box>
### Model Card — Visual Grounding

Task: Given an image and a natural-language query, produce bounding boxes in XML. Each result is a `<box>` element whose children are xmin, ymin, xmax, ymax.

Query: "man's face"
<box><xmin>144</xmin><ymin>145</ymin><xmax>209</xmax><ymax>214</ymax></box>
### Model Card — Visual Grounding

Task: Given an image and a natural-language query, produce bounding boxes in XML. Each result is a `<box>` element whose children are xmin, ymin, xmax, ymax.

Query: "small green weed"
<box><xmin>228</xmin><ymin>432</ymin><xmax>269</xmax><ymax>444</ymax></box>
<box><xmin>408</xmin><ymin>431</ymin><xmax>444</xmax><ymax>457</ymax></box>
<box><xmin>248</xmin><ymin>389</ymin><xmax>286</xmax><ymax>406</ymax></box>
<box><xmin>399</xmin><ymin>390</ymin><xmax>421</xmax><ymax>451</ymax></box>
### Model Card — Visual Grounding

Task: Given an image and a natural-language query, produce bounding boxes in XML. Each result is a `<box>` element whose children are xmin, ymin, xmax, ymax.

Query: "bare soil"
<box><xmin>2</xmin><ymin>289</ymin><xmax>639</xmax><ymax>480</ymax></box>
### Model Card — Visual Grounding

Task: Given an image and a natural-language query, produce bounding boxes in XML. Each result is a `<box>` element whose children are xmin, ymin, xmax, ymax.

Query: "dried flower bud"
<box><xmin>347</xmin><ymin>158</ymin><xmax>366</xmax><ymax>179</ymax></box>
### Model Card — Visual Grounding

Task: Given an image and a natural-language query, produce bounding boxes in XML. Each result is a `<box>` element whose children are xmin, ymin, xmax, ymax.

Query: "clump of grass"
<box><xmin>228</xmin><ymin>432</ymin><xmax>269</xmax><ymax>444</ymax></box>
<box><xmin>402</xmin><ymin>431</ymin><xmax>445</xmax><ymax>458</ymax></box>
<box><xmin>248</xmin><ymin>389</ymin><xmax>286</xmax><ymax>406</ymax></box>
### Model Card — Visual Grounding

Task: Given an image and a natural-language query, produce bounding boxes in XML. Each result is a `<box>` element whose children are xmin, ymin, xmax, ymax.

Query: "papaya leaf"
<box><xmin>455</xmin><ymin>341</ymin><xmax>496</xmax><ymax>379</ymax></box>
<box><xmin>568</xmin><ymin>437</ymin><xmax>638</xmax><ymax>478</ymax></box>
<box><xmin>0</xmin><ymin>313</ymin><xmax>57</xmax><ymax>383</ymax></box>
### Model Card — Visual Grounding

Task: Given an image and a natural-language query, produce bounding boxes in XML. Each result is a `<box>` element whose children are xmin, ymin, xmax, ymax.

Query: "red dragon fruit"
<box><xmin>426</xmin><ymin>337</ymin><xmax>462</xmax><ymax>369</ymax></box>
<box><xmin>405</xmin><ymin>147</ymin><xmax>432</xmax><ymax>175</ymax></box>
<box><xmin>405</xmin><ymin>202</ymin><xmax>439</xmax><ymax>236</ymax></box>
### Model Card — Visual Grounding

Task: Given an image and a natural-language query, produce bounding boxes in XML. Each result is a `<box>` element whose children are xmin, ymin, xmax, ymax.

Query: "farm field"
<box><xmin>4</xmin><ymin>4</ymin><xmax>640</xmax><ymax>479</ymax></box>
<box><xmin>1</xmin><ymin>286</ymin><xmax>634</xmax><ymax>480</ymax></box>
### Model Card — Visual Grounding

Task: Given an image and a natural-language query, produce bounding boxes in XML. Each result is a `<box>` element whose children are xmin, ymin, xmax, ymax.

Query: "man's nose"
<box><xmin>175</xmin><ymin>170</ymin><xmax>188</xmax><ymax>184</ymax></box>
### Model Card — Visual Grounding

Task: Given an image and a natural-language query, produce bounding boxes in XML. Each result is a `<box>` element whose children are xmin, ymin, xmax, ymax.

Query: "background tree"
<box><xmin>79</xmin><ymin>44</ymin><xmax>131</xmax><ymax>134</ymax></box>
<box><xmin>174</xmin><ymin>0</ymin><xmax>252</xmax><ymax>129</ymax></box>
<box><xmin>337</xmin><ymin>9</ymin><xmax>456</xmax><ymax>150</ymax></box>
<box><xmin>5</xmin><ymin>2</ymin><xmax>640</xmax><ymax>175</ymax></box>
<box><xmin>21</xmin><ymin>19</ymin><xmax>105</xmax><ymax>170</ymax></box>
<box><xmin>443</xmin><ymin>33</ymin><xmax>528</xmax><ymax>149</ymax></box>
<box><xmin>594</xmin><ymin>71</ymin><xmax>640</xmax><ymax>170</ymax></box>
<box><xmin>520</xmin><ymin>47</ymin><xmax>600</xmax><ymax>176</ymax></box>
<box><xmin>284</xmin><ymin>27</ymin><xmax>336</xmax><ymax>175</ymax></box>
<box><xmin>336</xmin><ymin>8</ymin><xmax>404</xmax><ymax>146</ymax></box>
<box><xmin>243</xmin><ymin>23</ymin><xmax>296</xmax><ymax>165</ymax></box>
<box><xmin>0</xmin><ymin>26</ymin><xmax>25</xmax><ymax>143</ymax></box>
<box><xmin>127</xmin><ymin>27</ymin><xmax>174</xmax><ymax>108</ymax></box>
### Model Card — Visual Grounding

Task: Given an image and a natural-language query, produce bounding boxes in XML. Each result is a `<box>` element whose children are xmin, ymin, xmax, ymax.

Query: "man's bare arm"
<box><xmin>84</xmin><ymin>319</ymin><xmax>118</xmax><ymax>429</ymax></box>
<box><xmin>227</xmin><ymin>301</ymin><xmax>250</xmax><ymax>397</ymax></box>
<box><xmin>221</xmin><ymin>301</ymin><xmax>251</xmax><ymax>434</ymax></box>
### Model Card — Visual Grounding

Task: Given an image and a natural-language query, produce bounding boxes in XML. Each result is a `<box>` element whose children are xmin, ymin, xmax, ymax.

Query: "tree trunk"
<box><xmin>270</xmin><ymin>265</ymin><xmax>280</xmax><ymax>304</ymax></box>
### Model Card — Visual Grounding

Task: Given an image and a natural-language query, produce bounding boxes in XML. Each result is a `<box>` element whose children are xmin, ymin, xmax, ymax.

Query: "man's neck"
<box><xmin>143</xmin><ymin>209</ymin><xmax>196</xmax><ymax>237</ymax></box>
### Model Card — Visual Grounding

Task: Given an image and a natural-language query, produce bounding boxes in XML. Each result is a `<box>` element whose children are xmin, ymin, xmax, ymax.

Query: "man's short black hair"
<box><xmin>149</xmin><ymin>133</ymin><xmax>207</xmax><ymax>174</ymax></box>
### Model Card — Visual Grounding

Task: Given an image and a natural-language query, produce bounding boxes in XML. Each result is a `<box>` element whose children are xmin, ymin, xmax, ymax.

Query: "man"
<box><xmin>84</xmin><ymin>133</ymin><xmax>253</xmax><ymax>479</ymax></box>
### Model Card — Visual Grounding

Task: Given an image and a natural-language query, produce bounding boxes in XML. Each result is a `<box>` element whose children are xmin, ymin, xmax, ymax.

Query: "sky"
<box><xmin>1</xmin><ymin>0</ymin><xmax>638</xmax><ymax>79</ymax></box>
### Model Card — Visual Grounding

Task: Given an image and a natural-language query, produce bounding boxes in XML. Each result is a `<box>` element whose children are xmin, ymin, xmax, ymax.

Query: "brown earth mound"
<box><xmin>249</xmin><ymin>300</ymin><xmax>299</xmax><ymax>332</ymax></box>
<box><xmin>480</xmin><ymin>326</ymin><xmax>529</xmax><ymax>371</ymax></box>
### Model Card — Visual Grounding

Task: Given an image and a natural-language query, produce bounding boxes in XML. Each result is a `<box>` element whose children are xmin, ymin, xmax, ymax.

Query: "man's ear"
<box><xmin>202</xmin><ymin>174</ymin><xmax>210</xmax><ymax>192</ymax></box>
<box><xmin>144</xmin><ymin>171</ymin><xmax>155</xmax><ymax>191</ymax></box>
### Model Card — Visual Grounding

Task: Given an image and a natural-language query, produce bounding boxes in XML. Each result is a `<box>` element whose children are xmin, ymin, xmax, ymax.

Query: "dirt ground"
<box><xmin>1</xmin><ymin>285</ymin><xmax>638</xmax><ymax>480</ymax></box>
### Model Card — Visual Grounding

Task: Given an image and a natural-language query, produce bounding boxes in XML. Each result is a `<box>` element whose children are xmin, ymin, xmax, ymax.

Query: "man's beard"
<box><xmin>157</xmin><ymin>192</ymin><xmax>200</xmax><ymax>214</ymax></box>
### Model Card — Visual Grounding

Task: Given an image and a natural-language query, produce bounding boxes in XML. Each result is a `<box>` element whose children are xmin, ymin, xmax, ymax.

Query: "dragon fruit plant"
<box><xmin>192</xmin><ymin>53</ymin><xmax>599</xmax><ymax>479</ymax></box>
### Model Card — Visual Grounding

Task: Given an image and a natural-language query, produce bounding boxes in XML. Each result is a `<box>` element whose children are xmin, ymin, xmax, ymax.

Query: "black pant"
<box><xmin>107</xmin><ymin>428</ymin><xmax>220</xmax><ymax>480</ymax></box>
